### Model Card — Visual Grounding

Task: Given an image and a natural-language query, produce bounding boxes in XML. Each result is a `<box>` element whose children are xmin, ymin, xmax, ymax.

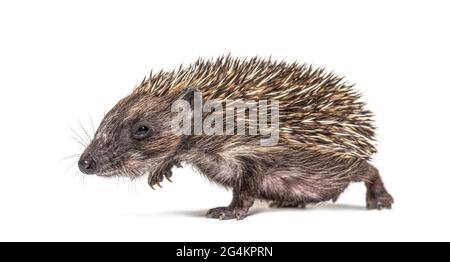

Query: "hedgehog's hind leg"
<box><xmin>206</xmin><ymin>188</ymin><xmax>255</xmax><ymax>220</ymax></box>
<box><xmin>358</xmin><ymin>162</ymin><xmax>394</xmax><ymax>210</ymax></box>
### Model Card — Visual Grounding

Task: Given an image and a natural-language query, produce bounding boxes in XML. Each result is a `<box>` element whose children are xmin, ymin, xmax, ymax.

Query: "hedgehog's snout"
<box><xmin>78</xmin><ymin>153</ymin><xmax>97</xmax><ymax>175</ymax></box>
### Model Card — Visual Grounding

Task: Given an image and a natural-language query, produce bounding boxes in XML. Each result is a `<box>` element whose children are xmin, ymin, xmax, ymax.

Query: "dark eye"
<box><xmin>133</xmin><ymin>124</ymin><xmax>151</xmax><ymax>140</ymax></box>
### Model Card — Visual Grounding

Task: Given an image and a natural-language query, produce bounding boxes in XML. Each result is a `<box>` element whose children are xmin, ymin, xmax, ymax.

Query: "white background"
<box><xmin>0</xmin><ymin>0</ymin><xmax>449</xmax><ymax>241</ymax></box>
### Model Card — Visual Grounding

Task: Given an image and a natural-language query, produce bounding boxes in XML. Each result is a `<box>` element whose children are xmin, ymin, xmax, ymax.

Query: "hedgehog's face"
<box><xmin>78</xmin><ymin>93</ymin><xmax>180</xmax><ymax>177</ymax></box>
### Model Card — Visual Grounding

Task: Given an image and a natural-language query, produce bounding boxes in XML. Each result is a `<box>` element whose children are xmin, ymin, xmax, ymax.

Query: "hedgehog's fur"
<box><xmin>79</xmin><ymin>55</ymin><xmax>393</xmax><ymax>220</ymax></box>
<box><xmin>135</xmin><ymin>56</ymin><xmax>376</xmax><ymax>160</ymax></box>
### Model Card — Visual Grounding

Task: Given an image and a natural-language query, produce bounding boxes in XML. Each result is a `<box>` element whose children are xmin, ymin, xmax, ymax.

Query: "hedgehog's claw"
<box><xmin>148</xmin><ymin>166</ymin><xmax>174</xmax><ymax>189</ymax></box>
<box><xmin>148</xmin><ymin>175</ymin><xmax>159</xmax><ymax>189</ymax></box>
<box><xmin>148</xmin><ymin>177</ymin><xmax>163</xmax><ymax>189</ymax></box>
<box><xmin>206</xmin><ymin>206</ymin><xmax>249</xmax><ymax>220</ymax></box>
<box><xmin>366</xmin><ymin>192</ymin><xmax>394</xmax><ymax>210</ymax></box>
<box><xmin>163</xmin><ymin>170</ymin><xmax>173</xmax><ymax>182</ymax></box>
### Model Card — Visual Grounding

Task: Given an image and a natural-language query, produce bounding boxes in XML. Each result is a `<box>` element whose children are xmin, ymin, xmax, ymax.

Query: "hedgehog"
<box><xmin>78</xmin><ymin>55</ymin><xmax>393</xmax><ymax>220</ymax></box>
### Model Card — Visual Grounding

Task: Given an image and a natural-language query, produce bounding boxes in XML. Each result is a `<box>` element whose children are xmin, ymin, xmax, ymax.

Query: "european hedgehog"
<box><xmin>78</xmin><ymin>56</ymin><xmax>393</xmax><ymax>220</ymax></box>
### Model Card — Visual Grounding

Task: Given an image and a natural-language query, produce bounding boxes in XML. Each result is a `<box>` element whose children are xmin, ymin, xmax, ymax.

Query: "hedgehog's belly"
<box><xmin>192</xmin><ymin>159</ymin><xmax>241</xmax><ymax>188</ymax></box>
<box><xmin>258</xmin><ymin>169</ymin><xmax>349</xmax><ymax>202</ymax></box>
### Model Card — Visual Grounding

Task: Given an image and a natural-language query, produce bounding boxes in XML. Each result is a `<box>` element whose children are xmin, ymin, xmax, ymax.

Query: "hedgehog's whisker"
<box><xmin>78</xmin><ymin>120</ymin><xmax>92</xmax><ymax>143</ymax></box>
<box><xmin>78</xmin><ymin>170</ymin><xmax>84</xmax><ymax>184</ymax></box>
<box><xmin>65</xmin><ymin>160</ymin><xmax>78</xmax><ymax>175</ymax></box>
<box><xmin>70</xmin><ymin>126</ymin><xmax>88</xmax><ymax>147</ymax></box>
<box><xmin>88</xmin><ymin>113</ymin><xmax>96</xmax><ymax>135</ymax></box>
<box><xmin>81</xmin><ymin>171</ymin><xmax>86</xmax><ymax>184</ymax></box>
<box><xmin>60</xmin><ymin>154</ymin><xmax>81</xmax><ymax>161</ymax></box>
<box><xmin>71</xmin><ymin>135</ymin><xmax>87</xmax><ymax>148</ymax></box>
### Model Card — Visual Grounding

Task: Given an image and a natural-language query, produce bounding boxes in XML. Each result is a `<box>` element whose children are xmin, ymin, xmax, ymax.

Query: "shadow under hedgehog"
<box><xmin>78</xmin><ymin>56</ymin><xmax>393</xmax><ymax>220</ymax></box>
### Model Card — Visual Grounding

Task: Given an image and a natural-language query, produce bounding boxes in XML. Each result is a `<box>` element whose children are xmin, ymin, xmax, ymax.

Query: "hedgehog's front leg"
<box><xmin>148</xmin><ymin>160</ymin><xmax>181</xmax><ymax>189</ymax></box>
<box><xmin>206</xmin><ymin>188</ymin><xmax>255</xmax><ymax>220</ymax></box>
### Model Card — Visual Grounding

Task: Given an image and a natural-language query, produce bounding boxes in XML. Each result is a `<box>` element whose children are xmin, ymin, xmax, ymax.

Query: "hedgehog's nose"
<box><xmin>78</xmin><ymin>154</ymin><xmax>97</xmax><ymax>174</ymax></box>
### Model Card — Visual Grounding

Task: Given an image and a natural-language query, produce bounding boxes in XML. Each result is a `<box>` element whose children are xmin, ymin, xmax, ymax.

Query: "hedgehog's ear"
<box><xmin>177</xmin><ymin>87</ymin><xmax>200</xmax><ymax>111</ymax></box>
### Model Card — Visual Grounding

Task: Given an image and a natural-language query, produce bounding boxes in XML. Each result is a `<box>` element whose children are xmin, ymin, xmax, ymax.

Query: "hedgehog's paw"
<box><xmin>206</xmin><ymin>206</ymin><xmax>248</xmax><ymax>220</ymax></box>
<box><xmin>269</xmin><ymin>201</ymin><xmax>307</xmax><ymax>209</ymax></box>
<box><xmin>366</xmin><ymin>192</ymin><xmax>394</xmax><ymax>210</ymax></box>
<box><xmin>148</xmin><ymin>169</ymin><xmax>172</xmax><ymax>190</ymax></box>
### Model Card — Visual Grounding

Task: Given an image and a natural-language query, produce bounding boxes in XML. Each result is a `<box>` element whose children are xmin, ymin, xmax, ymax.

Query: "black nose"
<box><xmin>78</xmin><ymin>154</ymin><xmax>97</xmax><ymax>174</ymax></box>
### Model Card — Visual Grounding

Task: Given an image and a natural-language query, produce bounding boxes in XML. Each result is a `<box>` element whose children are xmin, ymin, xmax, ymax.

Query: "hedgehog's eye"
<box><xmin>133</xmin><ymin>124</ymin><xmax>151</xmax><ymax>140</ymax></box>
